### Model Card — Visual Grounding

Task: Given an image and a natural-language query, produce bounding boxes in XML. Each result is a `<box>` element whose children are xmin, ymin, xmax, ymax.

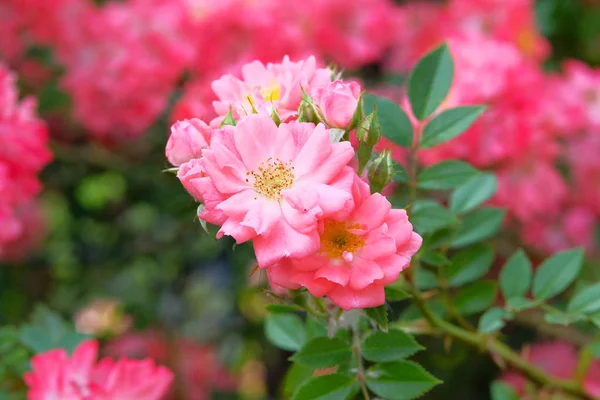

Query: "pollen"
<box><xmin>320</xmin><ymin>220</ymin><xmax>365</xmax><ymax>259</ymax></box>
<box><xmin>250</xmin><ymin>157</ymin><xmax>294</xmax><ymax>200</ymax></box>
<box><xmin>260</xmin><ymin>81</ymin><xmax>281</xmax><ymax>102</ymax></box>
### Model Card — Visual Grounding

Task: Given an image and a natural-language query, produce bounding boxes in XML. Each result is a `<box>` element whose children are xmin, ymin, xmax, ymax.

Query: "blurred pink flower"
<box><xmin>268</xmin><ymin>175</ymin><xmax>421</xmax><ymax>310</ymax></box>
<box><xmin>312</xmin><ymin>80</ymin><xmax>361</xmax><ymax>129</ymax></box>
<box><xmin>166</xmin><ymin>119</ymin><xmax>212</xmax><ymax>167</ymax></box>
<box><xmin>25</xmin><ymin>340</ymin><xmax>173</xmax><ymax>400</ymax></box>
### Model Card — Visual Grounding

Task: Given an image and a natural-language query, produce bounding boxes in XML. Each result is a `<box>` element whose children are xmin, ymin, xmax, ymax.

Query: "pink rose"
<box><xmin>165</xmin><ymin>118</ymin><xmax>212</xmax><ymax>166</ymax></box>
<box><xmin>313</xmin><ymin>80</ymin><xmax>362</xmax><ymax>129</ymax></box>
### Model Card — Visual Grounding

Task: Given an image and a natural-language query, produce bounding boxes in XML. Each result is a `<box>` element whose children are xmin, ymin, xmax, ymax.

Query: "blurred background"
<box><xmin>1</xmin><ymin>0</ymin><xmax>600</xmax><ymax>398</ymax></box>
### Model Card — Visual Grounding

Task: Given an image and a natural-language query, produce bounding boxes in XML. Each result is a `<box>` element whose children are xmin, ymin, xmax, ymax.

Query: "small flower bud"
<box><xmin>368</xmin><ymin>150</ymin><xmax>393</xmax><ymax>193</ymax></box>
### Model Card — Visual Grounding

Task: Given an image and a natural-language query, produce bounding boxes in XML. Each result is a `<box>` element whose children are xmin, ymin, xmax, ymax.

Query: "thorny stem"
<box><xmin>352</xmin><ymin>322</ymin><xmax>371</xmax><ymax>400</ymax></box>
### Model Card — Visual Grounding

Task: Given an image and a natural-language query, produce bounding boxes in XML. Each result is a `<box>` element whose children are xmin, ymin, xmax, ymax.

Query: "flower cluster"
<box><xmin>167</xmin><ymin>56</ymin><xmax>421</xmax><ymax>310</ymax></box>
<box><xmin>375</xmin><ymin>0</ymin><xmax>600</xmax><ymax>257</ymax></box>
<box><xmin>0</xmin><ymin>64</ymin><xmax>51</xmax><ymax>261</ymax></box>
<box><xmin>24</xmin><ymin>340</ymin><xmax>173</xmax><ymax>399</ymax></box>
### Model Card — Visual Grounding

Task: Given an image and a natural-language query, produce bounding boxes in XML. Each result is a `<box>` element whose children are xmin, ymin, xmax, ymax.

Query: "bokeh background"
<box><xmin>1</xmin><ymin>0</ymin><xmax>600</xmax><ymax>398</ymax></box>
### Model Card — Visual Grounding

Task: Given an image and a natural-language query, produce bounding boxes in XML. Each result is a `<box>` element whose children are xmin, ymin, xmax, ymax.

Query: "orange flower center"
<box><xmin>249</xmin><ymin>158</ymin><xmax>294</xmax><ymax>199</ymax></box>
<box><xmin>320</xmin><ymin>220</ymin><xmax>365</xmax><ymax>259</ymax></box>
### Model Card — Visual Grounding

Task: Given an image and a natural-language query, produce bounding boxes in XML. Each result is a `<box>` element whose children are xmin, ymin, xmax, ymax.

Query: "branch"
<box><xmin>407</xmin><ymin>287</ymin><xmax>595</xmax><ymax>400</ymax></box>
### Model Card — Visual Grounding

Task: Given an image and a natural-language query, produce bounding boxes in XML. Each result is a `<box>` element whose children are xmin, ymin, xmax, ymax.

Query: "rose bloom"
<box><xmin>312</xmin><ymin>80</ymin><xmax>361</xmax><ymax>130</ymax></box>
<box><xmin>267</xmin><ymin>175</ymin><xmax>422</xmax><ymax>310</ymax></box>
<box><xmin>179</xmin><ymin>114</ymin><xmax>355</xmax><ymax>267</ymax></box>
<box><xmin>25</xmin><ymin>340</ymin><xmax>173</xmax><ymax>399</ymax></box>
<box><xmin>165</xmin><ymin>118</ymin><xmax>212</xmax><ymax>166</ymax></box>
<box><xmin>210</xmin><ymin>56</ymin><xmax>332</xmax><ymax>125</ymax></box>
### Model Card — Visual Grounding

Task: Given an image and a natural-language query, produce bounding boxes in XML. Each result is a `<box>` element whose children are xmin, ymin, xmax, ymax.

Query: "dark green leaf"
<box><xmin>292</xmin><ymin>374</ymin><xmax>359</xmax><ymax>400</ymax></box>
<box><xmin>366</xmin><ymin>361</ymin><xmax>441</xmax><ymax>400</ymax></box>
<box><xmin>491</xmin><ymin>381</ymin><xmax>519</xmax><ymax>400</ymax></box>
<box><xmin>305</xmin><ymin>318</ymin><xmax>328</xmax><ymax>340</ymax></box>
<box><xmin>363</xmin><ymin>94</ymin><xmax>413</xmax><ymax>148</ymax></box>
<box><xmin>393</xmin><ymin>161</ymin><xmax>408</xmax><ymax>183</ymax></box>
<box><xmin>532</xmin><ymin>248</ymin><xmax>584</xmax><ymax>300</ymax></box>
<box><xmin>266</xmin><ymin>304</ymin><xmax>304</xmax><ymax>314</ymax></box>
<box><xmin>455</xmin><ymin>281</ymin><xmax>498</xmax><ymax>316</ymax></box>
<box><xmin>447</xmin><ymin>244</ymin><xmax>494</xmax><ymax>287</ymax></box>
<box><xmin>284</xmin><ymin>363</ymin><xmax>314</xmax><ymax>397</ymax></box>
<box><xmin>407</xmin><ymin>43</ymin><xmax>454</xmax><ymax>120</ymax></box>
<box><xmin>451</xmin><ymin>208</ymin><xmax>506</xmax><ymax>248</ymax></box>
<box><xmin>411</xmin><ymin>203</ymin><xmax>457</xmax><ymax>234</ymax></box>
<box><xmin>417</xmin><ymin>160</ymin><xmax>479</xmax><ymax>190</ymax></box>
<box><xmin>420</xmin><ymin>106</ymin><xmax>485</xmax><ymax>148</ymax></box>
<box><xmin>415</xmin><ymin>268</ymin><xmax>438</xmax><ymax>290</ymax></box>
<box><xmin>568</xmin><ymin>282</ymin><xmax>600</xmax><ymax>315</ymax></box>
<box><xmin>421</xmin><ymin>250</ymin><xmax>450</xmax><ymax>267</ymax></box>
<box><xmin>362</xmin><ymin>329</ymin><xmax>424</xmax><ymax>362</ymax></box>
<box><xmin>478</xmin><ymin>307</ymin><xmax>507</xmax><ymax>333</ymax></box>
<box><xmin>365</xmin><ymin>305</ymin><xmax>389</xmax><ymax>331</ymax></box>
<box><xmin>449</xmin><ymin>173</ymin><xmax>497</xmax><ymax>214</ymax></box>
<box><xmin>265</xmin><ymin>313</ymin><xmax>306</xmax><ymax>351</ymax></box>
<box><xmin>384</xmin><ymin>287</ymin><xmax>411</xmax><ymax>302</ymax></box>
<box><xmin>499</xmin><ymin>250</ymin><xmax>533</xmax><ymax>300</ymax></box>
<box><xmin>291</xmin><ymin>337</ymin><xmax>352</xmax><ymax>369</ymax></box>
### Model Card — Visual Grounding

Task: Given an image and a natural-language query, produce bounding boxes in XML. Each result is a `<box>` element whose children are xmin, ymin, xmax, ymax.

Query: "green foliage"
<box><xmin>365</xmin><ymin>305</ymin><xmax>389</xmax><ymax>332</ymax></box>
<box><xmin>407</xmin><ymin>43</ymin><xmax>454</xmax><ymax>120</ymax></box>
<box><xmin>265</xmin><ymin>313</ymin><xmax>306</xmax><ymax>351</ymax></box>
<box><xmin>290</xmin><ymin>337</ymin><xmax>353</xmax><ymax>369</ymax></box>
<box><xmin>363</xmin><ymin>94</ymin><xmax>413</xmax><ymax>148</ymax></box>
<box><xmin>454</xmin><ymin>281</ymin><xmax>498</xmax><ymax>316</ymax></box>
<box><xmin>446</xmin><ymin>244</ymin><xmax>494</xmax><ymax>287</ymax></box>
<box><xmin>361</xmin><ymin>329</ymin><xmax>423</xmax><ymax>362</ymax></box>
<box><xmin>291</xmin><ymin>374</ymin><xmax>359</xmax><ymax>400</ymax></box>
<box><xmin>449</xmin><ymin>173</ymin><xmax>497</xmax><ymax>214</ymax></box>
<box><xmin>499</xmin><ymin>250</ymin><xmax>533</xmax><ymax>300</ymax></box>
<box><xmin>420</xmin><ymin>106</ymin><xmax>486</xmax><ymax>148</ymax></box>
<box><xmin>411</xmin><ymin>201</ymin><xmax>457</xmax><ymax>234</ymax></box>
<box><xmin>532</xmin><ymin>248</ymin><xmax>584</xmax><ymax>300</ymax></box>
<box><xmin>450</xmin><ymin>208</ymin><xmax>506</xmax><ymax>248</ymax></box>
<box><xmin>490</xmin><ymin>381</ymin><xmax>519</xmax><ymax>400</ymax></box>
<box><xmin>417</xmin><ymin>160</ymin><xmax>479</xmax><ymax>190</ymax></box>
<box><xmin>365</xmin><ymin>361</ymin><xmax>441</xmax><ymax>400</ymax></box>
<box><xmin>478</xmin><ymin>307</ymin><xmax>508</xmax><ymax>334</ymax></box>
<box><xmin>567</xmin><ymin>282</ymin><xmax>600</xmax><ymax>315</ymax></box>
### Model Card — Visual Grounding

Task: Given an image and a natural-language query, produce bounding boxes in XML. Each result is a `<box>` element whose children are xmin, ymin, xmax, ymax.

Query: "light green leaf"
<box><xmin>421</xmin><ymin>250</ymin><xmax>450</xmax><ymax>267</ymax></box>
<box><xmin>417</xmin><ymin>160</ymin><xmax>479</xmax><ymax>190</ymax></box>
<box><xmin>499</xmin><ymin>250</ymin><xmax>533</xmax><ymax>300</ymax></box>
<box><xmin>362</xmin><ymin>329</ymin><xmax>424</xmax><ymax>362</ymax></box>
<box><xmin>407</xmin><ymin>43</ymin><xmax>454</xmax><ymax>120</ymax></box>
<box><xmin>455</xmin><ymin>281</ymin><xmax>498</xmax><ymax>316</ymax></box>
<box><xmin>449</xmin><ymin>173</ymin><xmax>497</xmax><ymax>214</ymax></box>
<box><xmin>568</xmin><ymin>282</ymin><xmax>600</xmax><ymax>315</ymax></box>
<box><xmin>291</xmin><ymin>337</ymin><xmax>352</xmax><ymax>369</ymax></box>
<box><xmin>447</xmin><ymin>244</ymin><xmax>494</xmax><ymax>287</ymax></box>
<box><xmin>506</xmin><ymin>297</ymin><xmax>538</xmax><ymax>312</ymax></box>
<box><xmin>411</xmin><ymin>203</ymin><xmax>457</xmax><ymax>234</ymax></box>
<box><xmin>544</xmin><ymin>312</ymin><xmax>572</xmax><ymax>325</ymax></box>
<box><xmin>265</xmin><ymin>313</ymin><xmax>306</xmax><ymax>351</ymax></box>
<box><xmin>366</xmin><ymin>361</ymin><xmax>441</xmax><ymax>400</ymax></box>
<box><xmin>420</xmin><ymin>106</ymin><xmax>486</xmax><ymax>148</ymax></box>
<box><xmin>478</xmin><ymin>307</ymin><xmax>507</xmax><ymax>333</ymax></box>
<box><xmin>451</xmin><ymin>208</ymin><xmax>506</xmax><ymax>248</ymax></box>
<box><xmin>292</xmin><ymin>374</ymin><xmax>359</xmax><ymax>400</ymax></box>
<box><xmin>363</xmin><ymin>94</ymin><xmax>413</xmax><ymax>148</ymax></box>
<box><xmin>491</xmin><ymin>381</ymin><xmax>519</xmax><ymax>400</ymax></box>
<box><xmin>532</xmin><ymin>248</ymin><xmax>584</xmax><ymax>300</ymax></box>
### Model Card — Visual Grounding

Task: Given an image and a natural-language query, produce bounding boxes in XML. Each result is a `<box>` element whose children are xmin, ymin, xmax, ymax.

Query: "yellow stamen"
<box><xmin>320</xmin><ymin>221</ymin><xmax>365</xmax><ymax>259</ymax></box>
<box><xmin>260</xmin><ymin>82</ymin><xmax>281</xmax><ymax>102</ymax></box>
<box><xmin>249</xmin><ymin>158</ymin><xmax>294</xmax><ymax>200</ymax></box>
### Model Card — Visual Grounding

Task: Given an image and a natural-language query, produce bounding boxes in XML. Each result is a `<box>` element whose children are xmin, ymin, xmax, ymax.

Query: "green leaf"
<box><xmin>451</xmin><ymin>208</ymin><xmax>506</xmax><ymax>248</ymax></box>
<box><xmin>365</xmin><ymin>305</ymin><xmax>389</xmax><ymax>332</ymax></box>
<box><xmin>18</xmin><ymin>305</ymin><xmax>88</xmax><ymax>354</ymax></box>
<box><xmin>411</xmin><ymin>203</ymin><xmax>457</xmax><ymax>234</ymax></box>
<box><xmin>220</xmin><ymin>108</ymin><xmax>237</xmax><ymax>126</ymax></box>
<box><xmin>265</xmin><ymin>313</ymin><xmax>306</xmax><ymax>351</ymax></box>
<box><xmin>590</xmin><ymin>312</ymin><xmax>600</xmax><ymax>329</ymax></box>
<box><xmin>455</xmin><ymin>281</ymin><xmax>498</xmax><ymax>316</ymax></box>
<box><xmin>284</xmin><ymin>363</ymin><xmax>314</xmax><ymax>397</ymax></box>
<box><xmin>417</xmin><ymin>160</ymin><xmax>479</xmax><ymax>190</ymax></box>
<box><xmin>421</xmin><ymin>250</ymin><xmax>450</xmax><ymax>267</ymax></box>
<box><xmin>407</xmin><ymin>43</ymin><xmax>454</xmax><ymax>120</ymax></box>
<box><xmin>415</xmin><ymin>268</ymin><xmax>438</xmax><ymax>290</ymax></box>
<box><xmin>363</xmin><ymin>94</ymin><xmax>413</xmax><ymax>148</ymax></box>
<box><xmin>362</xmin><ymin>329</ymin><xmax>424</xmax><ymax>362</ymax></box>
<box><xmin>292</xmin><ymin>374</ymin><xmax>359</xmax><ymax>400</ymax></box>
<box><xmin>265</xmin><ymin>304</ymin><xmax>304</xmax><ymax>314</ymax></box>
<box><xmin>506</xmin><ymin>297</ymin><xmax>538</xmax><ymax>312</ymax></box>
<box><xmin>491</xmin><ymin>381</ymin><xmax>519</xmax><ymax>400</ymax></box>
<box><xmin>384</xmin><ymin>287</ymin><xmax>411</xmax><ymax>302</ymax></box>
<box><xmin>499</xmin><ymin>250</ymin><xmax>533</xmax><ymax>300</ymax></box>
<box><xmin>366</xmin><ymin>361</ymin><xmax>441</xmax><ymax>400</ymax></box>
<box><xmin>544</xmin><ymin>311</ymin><xmax>572</xmax><ymax>325</ymax></box>
<box><xmin>449</xmin><ymin>173</ymin><xmax>497</xmax><ymax>214</ymax></box>
<box><xmin>291</xmin><ymin>337</ymin><xmax>352</xmax><ymax>369</ymax></box>
<box><xmin>532</xmin><ymin>248</ymin><xmax>584</xmax><ymax>300</ymax></box>
<box><xmin>305</xmin><ymin>318</ymin><xmax>328</xmax><ymax>340</ymax></box>
<box><xmin>447</xmin><ymin>244</ymin><xmax>494</xmax><ymax>287</ymax></box>
<box><xmin>568</xmin><ymin>282</ymin><xmax>600</xmax><ymax>315</ymax></box>
<box><xmin>420</xmin><ymin>106</ymin><xmax>485</xmax><ymax>148</ymax></box>
<box><xmin>393</xmin><ymin>161</ymin><xmax>408</xmax><ymax>183</ymax></box>
<box><xmin>478</xmin><ymin>307</ymin><xmax>507</xmax><ymax>333</ymax></box>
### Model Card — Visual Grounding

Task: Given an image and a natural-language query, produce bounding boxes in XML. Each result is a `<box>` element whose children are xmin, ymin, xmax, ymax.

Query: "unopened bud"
<box><xmin>368</xmin><ymin>151</ymin><xmax>393</xmax><ymax>193</ymax></box>
<box><xmin>356</xmin><ymin>109</ymin><xmax>381</xmax><ymax>147</ymax></box>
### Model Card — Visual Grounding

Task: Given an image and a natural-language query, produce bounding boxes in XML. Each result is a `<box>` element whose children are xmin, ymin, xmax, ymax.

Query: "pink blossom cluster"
<box><xmin>106</xmin><ymin>331</ymin><xmax>237</xmax><ymax>400</ymax></box>
<box><xmin>167</xmin><ymin>56</ymin><xmax>422</xmax><ymax>310</ymax></box>
<box><xmin>3</xmin><ymin>0</ymin><xmax>397</xmax><ymax>140</ymax></box>
<box><xmin>24</xmin><ymin>340</ymin><xmax>173</xmax><ymax>399</ymax></box>
<box><xmin>377</xmin><ymin>0</ymin><xmax>600</xmax><ymax>257</ymax></box>
<box><xmin>501</xmin><ymin>341</ymin><xmax>600</xmax><ymax>398</ymax></box>
<box><xmin>0</xmin><ymin>64</ymin><xmax>51</xmax><ymax>261</ymax></box>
